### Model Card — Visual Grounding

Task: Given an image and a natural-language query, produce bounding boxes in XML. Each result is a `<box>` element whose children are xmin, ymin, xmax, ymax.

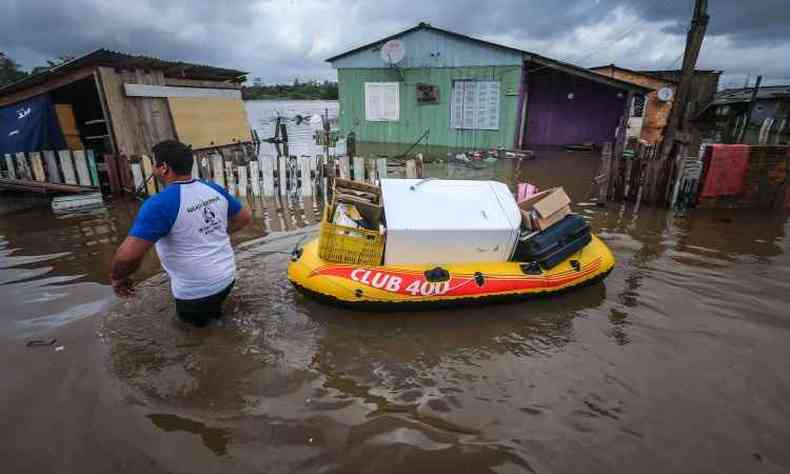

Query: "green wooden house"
<box><xmin>327</xmin><ymin>23</ymin><xmax>648</xmax><ymax>149</ymax></box>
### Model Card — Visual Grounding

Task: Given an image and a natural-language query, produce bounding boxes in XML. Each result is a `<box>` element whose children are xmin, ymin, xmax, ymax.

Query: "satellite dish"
<box><xmin>380</xmin><ymin>39</ymin><xmax>405</xmax><ymax>65</ymax></box>
<box><xmin>657</xmin><ymin>87</ymin><xmax>674</xmax><ymax>102</ymax></box>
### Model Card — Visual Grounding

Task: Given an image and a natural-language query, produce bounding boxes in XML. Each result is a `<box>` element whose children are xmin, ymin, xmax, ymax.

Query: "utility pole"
<box><xmin>659</xmin><ymin>0</ymin><xmax>709</xmax><ymax>161</ymax></box>
<box><xmin>738</xmin><ymin>75</ymin><xmax>762</xmax><ymax>143</ymax></box>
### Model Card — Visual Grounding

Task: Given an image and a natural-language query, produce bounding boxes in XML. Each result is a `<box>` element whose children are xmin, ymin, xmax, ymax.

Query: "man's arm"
<box><xmin>228</xmin><ymin>207</ymin><xmax>252</xmax><ymax>234</ymax></box>
<box><xmin>110</xmin><ymin>236</ymin><xmax>154</xmax><ymax>297</ymax></box>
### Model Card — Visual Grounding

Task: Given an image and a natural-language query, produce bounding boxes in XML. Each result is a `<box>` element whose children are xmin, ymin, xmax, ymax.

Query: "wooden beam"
<box><xmin>0</xmin><ymin>67</ymin><xmax>95</xmax><ymax>107</ymax></box>
<box><xmin>163</xmin><ymin>77</ymin><xmax>242</xmax><ymax>90</ymax></box>
<box><xmin>124</xmin><ymin>83</ymin><xmax>242</xmax><ymax>99</ymax></box>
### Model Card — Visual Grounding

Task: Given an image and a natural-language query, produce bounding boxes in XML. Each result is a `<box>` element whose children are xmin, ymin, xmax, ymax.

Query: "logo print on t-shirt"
<box><xmin>203</xmin><ymin>205</ymin><xmax>217</xmax><ymax>225</ymax></box>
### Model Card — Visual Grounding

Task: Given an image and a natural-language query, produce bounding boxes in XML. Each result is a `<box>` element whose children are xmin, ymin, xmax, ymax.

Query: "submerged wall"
<box><xmin>337</xmin><ymin>65</ymin><xmax>522</xmax><ymax>149</ymax></box>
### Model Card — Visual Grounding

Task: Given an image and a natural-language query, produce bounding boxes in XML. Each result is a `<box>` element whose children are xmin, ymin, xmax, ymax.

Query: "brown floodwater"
<box><xmin>2</xmin><ymin>147</ymin><xmax>790</xmax><ymax>474</ymax></box>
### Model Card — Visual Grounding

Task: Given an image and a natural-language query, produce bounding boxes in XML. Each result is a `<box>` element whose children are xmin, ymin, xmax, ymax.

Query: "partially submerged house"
<box><xmin>590</xmin><ymin>64</ymin><xmax>720</xmax><ymax>144</ymax></box>
<box><xmin>0</xmin><ymin>49</ymin><xmax>250</xmax><ymax>159</ymax></box>
<box><xmin>327</xmin><ymin>23</ymin><xmax>649</xmax><ymax>149</ymax></box>
<box><xmin>697</xmin><ymin>85</ymin><xmax>790</xmax><ymax>145</ymax></box>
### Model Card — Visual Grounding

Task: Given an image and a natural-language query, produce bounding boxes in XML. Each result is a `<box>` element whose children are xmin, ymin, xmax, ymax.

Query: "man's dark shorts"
<box><xmin>175</xmin><ymin>281</ymin><xmax>235</xmax><ymax>327</ymax></box>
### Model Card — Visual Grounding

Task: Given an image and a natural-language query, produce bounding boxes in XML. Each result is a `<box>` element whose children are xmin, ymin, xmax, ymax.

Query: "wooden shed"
<box><xmin>0</xmin><ymin>49</ymin><xmax>250</xmax><ymax>159</ymax></box>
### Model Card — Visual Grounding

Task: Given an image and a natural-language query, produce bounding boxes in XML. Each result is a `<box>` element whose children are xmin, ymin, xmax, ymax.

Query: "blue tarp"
<box><xmin>0</xmin><ymin>94</ymin><xmax>66</xmax><ymax>155</ymax></box>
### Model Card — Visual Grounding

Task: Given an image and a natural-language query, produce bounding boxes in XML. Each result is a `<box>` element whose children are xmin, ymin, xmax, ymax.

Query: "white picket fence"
<box><xmin>130</xmin><ymin>153</ymin><xmax>423</xmax><ymax>199</ymax></box>
<box><xmin>1</xmin><ymin>149</ymin><xmax>99</xmax><ymax>187</ymax></box>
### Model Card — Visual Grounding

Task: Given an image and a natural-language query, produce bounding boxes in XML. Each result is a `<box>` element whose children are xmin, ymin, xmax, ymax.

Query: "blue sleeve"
<box><xmin>128</xmin><ymin>190</ymin><xmax>180</xmax><ymax>242</ymax></box>
<box><xmin>204</xmin><ymin>180</ymin><xmax>243</xmax><ymax>217</ymax></box>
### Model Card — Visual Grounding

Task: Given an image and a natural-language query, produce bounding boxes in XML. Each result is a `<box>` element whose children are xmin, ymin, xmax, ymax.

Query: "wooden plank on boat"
<box><xmin>130</xmin><ymin>162</ymin><xmax>145</xmax><ymax>195</ymax></box>
<box><xmin>237</xmin><ymin>165</ymin><xmax>248</xmax><ymax>196</ymax></box>
<box><xmin>15</xmin><ymin>153</ymin><xmax>32</xmax><ymax>181</ymax></box>
<box><xmin>42</xmin><ymin>150</ymin><xmax>61</xmax><ymax>183</ymax></box>
<box><xmin>249</xmin><ymin>161</ymin><xmax>261</xmax><ymax>197</ymax></box>
<box><xmin>299</xmin><ymin>155</ymin><xmax>312</xmax><ymax>196</ymax></box>
<box><xmin>225</xmin><ymin>161</ymin><xmax>236</xmax><ymax>195</ymax></box>
<box><xmin>51</xmin><ymin>192</ymin><xmax>103</xmax><ymax>212</ymax></box>
<box><xmin>58</xmin><ymin>150</ymin><xmax>78</xmax><ymax>185</ymax></box>
<box><xmin>261</xmin><ymin>155</ymin><xmax>275</xmax><ymax>197</ymax></box>
<box><xmin>211</xmin><ymin>154</ymin><xmax>225</xmax><ymax>188</ymax></box>
<box><xmin>352</xmin><ymin>156</ymin><xmax>365</xmax><ymax>183</ymax></box>
<box><xmin>73</xmin><ymin>150</ymin><xmax>93</xmax><ymax>187</ymax></box>
<box><xmin>140</xmin><ymin>155</ymin><xmax>158</xmax><ymax>195</ymax></box>
<box><xmin>278</xmin><ymin>155</ymin><xmax>288</xmax><ymax>196</ymax></box>
<box><xmin>338</xmin><ymin>155</ymin><xmax>350</xmax><ymax>179</ymax></box>
<box><xmin>29</xmin><ymin>152</ymin><xmax>46</xmax><ymax>182</ymax></box>
<box><xmin>4</xmin><ymin>154</ymin><xmax>16</xmax><ymax>179</ymax></box>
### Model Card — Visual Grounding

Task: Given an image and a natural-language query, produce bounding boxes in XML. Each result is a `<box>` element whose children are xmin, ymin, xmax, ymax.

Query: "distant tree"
<box><xmin>253</xmin><ymin>76</ymin><xmax>263</xmax><ymax>87</ymax></box>
<box><xmin>293</xmin><ymin>77</ymin><xmax>300</xmax><ymax>86</ymax></box>
<box><xmin>0</xmin><ymin>51</ymin><xmax>28</xmax><ymax>87</ymax></box>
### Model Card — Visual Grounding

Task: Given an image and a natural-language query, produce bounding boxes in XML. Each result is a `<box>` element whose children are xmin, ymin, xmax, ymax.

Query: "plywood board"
<box><xmin>86</xmin><ymin>150</ymin><xmax>99</xmax><ymax>186</ymax></box>
<box><xmin>352</xmin><ymin>156</ymin><xmax>365</xmax><ymax>183</ymax></box>
<box><xmin>167</xmin><ymin>97</ymin><xmax>251</xmax><ymax>149</ymax></box>
<box><xmin>4</xmin><ymin>154</ymin><xmax>16</xmax><ymax>179</ymax></box>
<box><xmin>261</xmin><ymin>155</ymin><xmax>275</xmax><ymax>197</ymax></box>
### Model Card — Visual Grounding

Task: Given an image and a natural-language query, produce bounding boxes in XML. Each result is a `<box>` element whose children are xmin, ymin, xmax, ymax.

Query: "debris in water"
<box><xmin>26</xmin><ymin>339</ymin><xmax>56</xmax><ymax>347</ymax></box>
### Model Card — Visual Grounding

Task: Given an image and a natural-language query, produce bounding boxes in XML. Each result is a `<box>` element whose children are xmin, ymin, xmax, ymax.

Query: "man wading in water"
<box><xmin>110</xmin><ymin>140</ymin><xmax>252</xmax><ymax>327</ymax></box>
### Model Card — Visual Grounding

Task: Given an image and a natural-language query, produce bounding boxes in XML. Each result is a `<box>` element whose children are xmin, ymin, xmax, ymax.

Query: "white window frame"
<box><xmin>364</xmin><ymin>82</ymin><xmax>400</xmax><ymax>121</ymax></box>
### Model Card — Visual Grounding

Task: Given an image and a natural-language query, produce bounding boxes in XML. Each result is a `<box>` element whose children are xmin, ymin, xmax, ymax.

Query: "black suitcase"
<box><xmin>512</xmin><ymin>214</ymin><xmax>591</xmax><ymax>269</ymax></box>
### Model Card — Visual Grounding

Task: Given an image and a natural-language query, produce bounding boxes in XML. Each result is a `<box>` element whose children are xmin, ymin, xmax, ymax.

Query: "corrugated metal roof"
<box><xmin>0</xmin><ymin>49</ymin><xmax>247</xmax><ymax>97</ymax></box>
<box><xmin>712</xmin><ymin>85</ymin><xmax>790</xmax><ymax>105</ymax></box>
<box><xmin>327</xmin><ymin>23</ymin><xmax>650</xmax><ymax>93</ymax></box>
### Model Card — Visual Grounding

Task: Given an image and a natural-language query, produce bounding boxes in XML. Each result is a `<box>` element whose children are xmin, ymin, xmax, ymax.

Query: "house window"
<box><xmin>450</xmin><ymin>80</ymin><xmax>500</xmax><ymax>130</ymax></box>
<box><xmin>364</xmin><ymin>82</ymin><xmax>399</xmax><ymax>121</ymax></box>
<box><xmin>632</xmin><ymin>94</ymin><xmax>646</xmax><ymax>117</ymax></box>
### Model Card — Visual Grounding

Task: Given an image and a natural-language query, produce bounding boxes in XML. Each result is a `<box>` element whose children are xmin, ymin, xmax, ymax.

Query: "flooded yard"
<box><xmin>2</xmin><ymin>101</ymin><xmax>790</xmax><ymax>473</ymax></box>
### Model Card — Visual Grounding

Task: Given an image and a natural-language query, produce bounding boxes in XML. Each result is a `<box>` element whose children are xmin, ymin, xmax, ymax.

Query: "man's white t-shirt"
<box><xmin>129</xmin><ymin>179</ymin><xmax>243</xmax><ymax>300</ymax></box>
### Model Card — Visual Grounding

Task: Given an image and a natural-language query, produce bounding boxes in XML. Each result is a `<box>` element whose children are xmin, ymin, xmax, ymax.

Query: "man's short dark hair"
<box><xmin>152</xmin><ymin>140</ymin><xmax>194</xmax><ymax>175</ymax></box>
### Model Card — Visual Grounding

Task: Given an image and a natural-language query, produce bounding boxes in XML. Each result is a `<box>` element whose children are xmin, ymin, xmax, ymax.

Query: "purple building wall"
<box><xmin>525</xmin><ymin>67</ymin><xmax>628</xmax><ymax>146</ymax></box>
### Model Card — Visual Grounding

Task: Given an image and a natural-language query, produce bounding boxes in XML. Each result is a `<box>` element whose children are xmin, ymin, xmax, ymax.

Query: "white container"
<box><xmin>380</xmin><ymin>178</ymin><xmax>521</xmax><ymax>265</ymax></box>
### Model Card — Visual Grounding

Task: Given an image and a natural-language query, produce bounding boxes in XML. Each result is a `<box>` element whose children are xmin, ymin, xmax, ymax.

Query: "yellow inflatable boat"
<box><xmin>288</xmin><ymin>235</ymin><xmax>615</xmax><ymax>310</ymax></box>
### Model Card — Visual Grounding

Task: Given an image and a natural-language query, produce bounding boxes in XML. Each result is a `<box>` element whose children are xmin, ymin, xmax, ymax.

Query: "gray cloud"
<box><xmin>1</xmin><ymin>0</ymin><xmax>788</xmax><ymax>86</ymax></box>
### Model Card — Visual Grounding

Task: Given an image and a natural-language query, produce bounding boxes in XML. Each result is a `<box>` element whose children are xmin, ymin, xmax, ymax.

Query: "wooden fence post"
<box><xmin>376</xmin><ymin>158</ymin><xmax>387</xmax><ymax>182</ymax></box>
<box><xmin>299</xmin><ymin>155</ymin><xmax>313</xmax><ymax>197</ymax></box>
<box><xmin>15</xmin><ymin>152</ymin><xmax>32</xmax><ymax>180</ymax></box>
<box><xmin>130</xmin><ymin>161</ymin><xmax>145</xmax><ymax>195</ymax></box>
<box><xmin>29</xmin><ymin>152</ymin><xmax>46</xmax><ymax>182</ymax></box>
<box><xmin>278</xmin><ymin>155</ymin><xmax>288</xmax><ymax>196</ymax></box>
<box><xmin>86</xmin><ymin>150</ymin><xmax>99</xmax><ymax>186</ymax></box>
<box><xmin>43</xmin><ymin>150</ymin><xmax>61</xmax><ymax>183</ymax></box>
<box><xmin>140</xmin><ymin>155</ymin><xmax>157</xmax><ymax>195</ymax></box>
<box><xmin>58</xmin><ymin>150</ymin><xmax>78</xmax><ymax>185</ymax></box>
<box><xmin>339</xmin><ymin>155</ymin><xmax>350</xmax><ymax>179</ymax></box>
<box><xmin>237</xmin><ymin>165</ymin><xmax>248</xmax><ymax>196</ymax></box>
<box><xmin>249</xmin><ymin>161</ymin><xmax>261</xmax><ymax>197</ymax></box>
<box><xmin>406</xmin><ymin>159</ymin><xmax>417</xmax><ymax>178</ymax></box>
<box><xmin>415</xmin><ymin>153</ymin><xmax>424</xmax><ymax>178</ymax></box>
<box><xmin>225</xmin><ymin>161</ymin><xmax>236</xmax><ymax>195</ymax></box>
<box><xmin>105</xmin><ymin>154</ymin><xmax>121</xmax><ymax>193</ymax></box>
<box><xmin>3</xmin><ymin>154</ymin><xmax>15</xmax><ymax>179</ymax></box>
<box><xmin>365</xmin><ymin>159</ymin><xmax>376</xmax><ymax>185</ymax></box>
<box><xmin>191</xmin><ymin>158</ymin><xmax>200</xmax><ymax>180</ymax></box>
<box><xmin>211</xmin><ymin>154</ymin><xmax>225</xmax><ymax>188</ymax></box>
<box><xmin>261</xmin><ymin>155</ymin><xmax>275</xmax><ymax>197</ymax></box>
<box><xmin>352</xmin><ymin>156</ymin><xmax>365</xmax><ymax>182</ymax></box>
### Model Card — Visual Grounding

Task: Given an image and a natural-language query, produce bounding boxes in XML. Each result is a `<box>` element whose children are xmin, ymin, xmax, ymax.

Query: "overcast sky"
<box><xmin>2</xmin><ymin>0</ymin><xmax>788</xmax><ymax>89</ymax></box>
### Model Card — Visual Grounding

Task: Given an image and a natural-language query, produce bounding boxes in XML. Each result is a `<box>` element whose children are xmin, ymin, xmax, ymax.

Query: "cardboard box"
<box><xmin>518</xmin><ymin>187</ymin><xmax>572</xmax><ymax>231</ymax></box>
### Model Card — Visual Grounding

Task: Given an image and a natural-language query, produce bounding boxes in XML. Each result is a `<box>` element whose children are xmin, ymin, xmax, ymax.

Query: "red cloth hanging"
<box><xmin>700</xmin><ymin>144</ymin><xmax>751</xmax><ymax>198</ymax></box>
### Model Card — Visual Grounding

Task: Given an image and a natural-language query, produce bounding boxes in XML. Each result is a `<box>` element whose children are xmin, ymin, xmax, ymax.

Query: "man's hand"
<box><xmin>229</xmin><ymin>207</ymin><xmax>252</xmax><ymax>234</ymax></box>
<box><xmin>111</xmin><ymin>277</ymin><xmax>135</xmax><ymax>298</ymax></box>
<box><xmin>110</xmin><ymin>236</ymin><xmax>153</xmax><ymax>297</ymax></box>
